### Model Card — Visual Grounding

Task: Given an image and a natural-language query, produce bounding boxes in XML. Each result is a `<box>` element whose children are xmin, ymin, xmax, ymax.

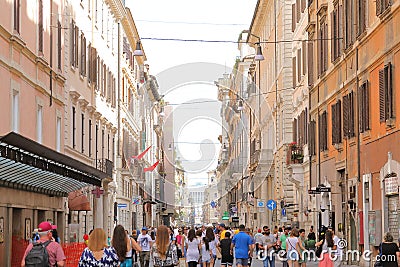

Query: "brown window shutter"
<box><xmin>357</xmin><ymin>0</ymin><xmax>366</xmax><ymax>36</ymax></box>
<box><xmin>358</xmin><ymin>84</ymin><xmax>364</xmax><ymax>132</ymax></box>
<box><xmin>323</xmin><ymin>111</ymin><xmax>328</xmax><ymax>150</ymax></box>
<box><xmin>318</xmin><ymin>114</ymin><xmax>322</xmax><ymax>151</ymax></box>
<box><xmin>308</xmin><ymin>41</ymin><xmax>314</xmax><ymax>85</ymax></box>
<box><xmin>324</xmin><ymin>22</ymin><xmax>328</xmax><ymax>71</ymax></box>
<box><xmin>376</xmin><ymin>0</ymin><xmax>382</xmax><ymax>15</ymax></box>
<box><xmin>293</xmin><ymin>118</ymin><xmax>298</xmax><ymax>143</ymax></box>
<box><xmin>297</xmin><ymin>0</ymin><xmax>301</xmax><ymax>22</ymax></box>
<box><xmin>38</xmin><ymin>0</ymin><xmax>43</xmax><ymax>52</ymax></box>
<box><xmin>14</xmin><ymin>0</ymin><xmax>20</xmax><ymax>33</ymax></box>
<box><xmin>292</xmin><ymin>4</ymin><xmax>296</xmax><ymax>32</ymax></box>
<box><xmin>310</xmin><ymin>120</ymin><xmax>315</xmax><ymax>155</ymax></box>
<box><xmin>317</xmin><ymin>29</ymin><xmax>321</xmax><ymax>75</ymax></box>
<box><xmin>343</xmin><ymin>95</ymin><xmax>349</xmax><ymax>137</ymax></box>
<box><xmin>337</xmin><ymin>99</ymin><xmax>342</xmax><ymax>141</ymax></box>
<box><xmin>331</xmin><ymin>103</ymin><xmax>336</xmax><ymax>144</ymax></box>
<box><xmin>365</xmin><ymin>82</ymin><xmax>370</xmax><ymax>130</ymax></box>
<box><xmin>70</xmin><ymin>21</ymin><xmax>75</xmax><ymax>67</ymax></box>
<box><xmin>379</xmin><ymin>68</ymin><xmax>385</xmax><ymax>122</ymax></box>
<box><xmin>386</xmin><ymin>63</ymin><xmax>394</xmax><ymax>118</ymax></box>
<box><xmin>301</xmin><ymin>0</ymin><xmax>306</xmax><ymax>12</ymax></box>
<box><xmin>331</xmin><ymin>11</ymin><xmax>335</xmax><ymax>62</ymax></box>
<box><xmin>88</xmin><ymin>43</ymin><xmax>92</xmax><ymax>83</ymax></box>
<box><xmin>302</xmin><ymin>41</ymin><xmax>306</xmax><ymax>75</ymax></box>
<box><xmin>338</xmin><ymin>5</ymin><xmax>343</xmax><ymax>54</ymax></box>
<box><xmin>75</xmin><ymin>26</ymin><xmax>79</xmax><ymax>67</ymax></box>
<box><xmin>93</xmin><ymin>48</ymin><xmax>97</xmax><ymax>85</ymax></box>
<box><xmin>57</xmin><ymin>20</ymin><xmax>62</xmax><ymax>70</ymax></box>
<box><xmin>297</xmin><ymin>49</ymin><xmax>301</xmax><ymax>82</ymax></box>
<box><xmin>292</xmin><ymin>57</ymin><xmax>297</xmax><ymax>87</ymax></box>
<box><xmin>304</xmin><ymin>108</ymin><xmax>308</xmax><ymax>144</ymax></box>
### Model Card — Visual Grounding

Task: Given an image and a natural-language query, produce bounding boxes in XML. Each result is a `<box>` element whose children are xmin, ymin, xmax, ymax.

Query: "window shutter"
<box><xmin>343</xmin><ymin>95</ymin><xmax>349</xmax><ymax>137</ymax></box>
<box><xmin>318</xmin><ymin>114</ymin><xmax>322</xmax><ymax>151</ymax></box>
<box><xmin>379</xmin><ymin>68</ymin><xmax>385</xmax><ymax>122</ymax></box>
<box><xmin>386</xmin><ymin>63</ymin><xmax>394</xmax><ymax>118</ymax></box>
<box><xmin>305</xmin><ymin>108</ymin><xmax>308</xmax><ymax>144</ymax></box>
<box><xmin>317</xmin><ymin>29</ymin><xmax>321</xmax><ymax>75</ymax></box>
<box><xmin>75</xmin><ymin>26</ymin><xmax>79</xmax><ymax>67</ymax></box>
<box><xmin>338</xmin><ymin>5</ymin><xmax>343</xmax><ymax>54</ymax></box>
<box><xmin>376</xmin><ymin>0</ymin><xmax>382</xmax><ymax>15</ymax></box>
<box><xmin>292</xmin><ymin>4</ymin><xmax>296</xmax><ymax>32</ymax></box>
<box><xmin>358</xmin><ymin>0</ymin><xmax>366</xmax><ymax>36</ymax></box>
<box><xmin>293</xmin><ymin>118</ymin><xmax>298</xmax><ymax>143</ymax></box>
<box><xmin>92</xmin><ymin>48</ymin><xmax>97</xmax><ymax>85</ymax></box>
<box><xmin>88</xmin><ymin>43</ymin><xmax>92</xmax><ymax>83</ymax></box>
<box><xmin>310</xmin><ymin>120</ymin><xmax>316</xmax><ymax>155</ymax></box>
<box><xmin>349</xmin><ymin>93</ymin><xmax>355</xmax><ymax>137</ymax></box>
<box><xmin>308</xmin><ymin>42</ymin><xmax>314</xmax><ymax>85</ymax></box>
<box><xmin>358</xmin><ymin>84</ymin><xmax>364</xmax><ymax>132</ymax></box>
<box><xmin>302</xmin><ymin>41</ymin><xmax>306</xmax><ymax>75</ymax></box>
<box><xmin>297</xmin><ymin>49</ymin><xmax>301</xmax><ymax>82</ymax></box>
<box><xmin>324</xmin><ymin>22</ymin><xmax>328</xmax><ymax>71</ymax></box>
<box><xmin>38</xmin><ymin>0</ymin><xmax>43</xmax><ymax>52</ymax></box>
<box><xmin>331</xmin><ymin>103</ymin><xmax>336</xmax><ymax>144</ymax></box>
<box><xmin>331</xmin><ymin>11</ymin><xmax>335</xmax><ymax>62</ymax></box>
<box><xmin>292</xmin><ymin>57</ymin><xmax>297</xmax><ymax>88</ymax></box>
<box><xmin>297</xmin><ymin>0</ymin><xmax>301</xmax><ymax>22</ymax></box>
<box><xmin>337</xmin><ymin>100</ymin><xmax>342</xmax><ymax>141</ymax></box>
<box><xmin>57</xmin><ymin>20</ymin><xmax>62</xmax><ymax>70</ymax></box>
<box><xmin>365</xmin><ymin>81</ymin><xmax>370</xmax><ymax>129</ymax></box>
<box><xmin>70</xmin><ymin>21</ymin><xmax>75</xmax><ymax>66</ymax></box>
<box><xmin>301</xmin><ymin>0</ymin><xmax>306</xmax><ymax>12</ymax></box>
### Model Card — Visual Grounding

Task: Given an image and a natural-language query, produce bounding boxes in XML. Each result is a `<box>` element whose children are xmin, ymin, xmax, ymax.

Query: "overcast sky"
<box><xmin>127</xmin><ymin>0</ymin><xmax>257</xmax><ymax>186</ymax></box>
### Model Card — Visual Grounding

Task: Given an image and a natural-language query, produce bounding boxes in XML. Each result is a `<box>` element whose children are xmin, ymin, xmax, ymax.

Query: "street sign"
<box><xmin>281</xmin><ymin>216</ymin><xmax>288</xmax><ymax>222</ymax></box>
<box><xmin>222</xmin><ymin>216</ymin><xmax>229</xmax><ymax>220</ymax></box>
<box><xmin>308</xmin><ymin>189</ymin><xmax>319</xmax><ymax>195</ymax></box>
<box><xmin>267</xmin><ymin>199</ymin><xmax>277</xmax><ymax>211</ymax></box>
<box><xmin>232</xmin><ymin>217</ymin><xmax>239</xmax><ymax>222</ymax></box>
<box><xmin>117</xmin><ymin>203</ymin><xmax>127</xmax><ymax>208</ymax></box>
<box><xmin>317</xmin><ymin>186</ymin><xmax>331</xmax><ymax>193</ymax></box>
<box><xmin>257</xmin><ymin>199</ymin><xmax>265</xmax><ymax>208</ymax></box>
<box><xmin>211</xmin><ymin>201</ymin><xmax>217</xmax><ymax>208</ymax></box>
<box><xmin>281</xmin><ymin>208</ymin><xmax>286</xmax><ymax>216</ymax></box>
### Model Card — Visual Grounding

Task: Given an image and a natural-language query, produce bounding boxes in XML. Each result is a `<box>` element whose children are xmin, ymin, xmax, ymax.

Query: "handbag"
<box><xmin>374</xmin><ymin>243</ymin><xmax>383</xmax><ymax>267</ymax></box>
<box><xmin>315</xmin><ymin>239</ymin><xmax>324</xmax><ymax>258</ymax></box>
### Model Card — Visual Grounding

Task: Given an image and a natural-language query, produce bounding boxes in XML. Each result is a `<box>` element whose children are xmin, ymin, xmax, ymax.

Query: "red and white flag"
<box><xmin>132</xmin><ymin>146</ymin><xmax>151</xmax><ymax>160</ymax></box>
<box><xmin>144</xmin><ymin>161</ymin><xmax>159</xmax><ymax>172</ymax></box>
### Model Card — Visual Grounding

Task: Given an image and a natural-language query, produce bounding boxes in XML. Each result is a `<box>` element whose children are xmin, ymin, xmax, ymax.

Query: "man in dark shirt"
<box><xmin>307</xmin><ymin>226</ymin><xmax>316</xmax><ymax>241</ymax></box>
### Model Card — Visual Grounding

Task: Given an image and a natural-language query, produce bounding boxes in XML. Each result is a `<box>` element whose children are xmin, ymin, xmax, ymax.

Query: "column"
<box><xmin>94</xmin><ymin>195</ymin><xmax>103</xmax><ymax>229</ymax></box>
<box><xmin>103</xmin><ymin>191</ymin><xmax>110</xmax><ymax>235</ymax></box>
<box><xmin>5</xmin><ymin>207</ymin><xmax>12</xmax><ymax>267</ymax></box>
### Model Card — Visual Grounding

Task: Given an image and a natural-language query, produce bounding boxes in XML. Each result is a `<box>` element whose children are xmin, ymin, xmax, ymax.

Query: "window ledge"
<box><xmin>361</xmin><ymin>130</ymin><xmax>371</xmax><ymax>141</ymax></box>
<box><xmin>356</xmin><ymin>30</ymin><xmax>367</xmax><ymax>41</ymax></box>
<box><xmin>385</xmin><ymin>118</ymin><xmax>396</xmax><ymax>129</ymax></box>
<box><xmin>378</xmin><ymin>6</ymin><xmax>392</xmax><ymax>20</ymax></box>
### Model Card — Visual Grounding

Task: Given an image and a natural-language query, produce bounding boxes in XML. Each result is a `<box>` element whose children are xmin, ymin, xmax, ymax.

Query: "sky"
<box><xmin>127</xmin><ymin>0</ymin><xmax>257</xmax><ymax>186</ymax></box>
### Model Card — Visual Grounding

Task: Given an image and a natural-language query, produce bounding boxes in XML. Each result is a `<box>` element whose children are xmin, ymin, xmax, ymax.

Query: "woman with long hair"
<box><xmin>112</xmin><ymin>225</ymin><xmax>142</xmax><ymax>267</ymax></box>
<box><xmin>186</xmin><ymin>229</ymin><xmax>201</xmax><ymax>267</ymax></box>
<box><xmin>316</xmin><ymin>230</ymin><xmax>335</xmax><ymax>267</ymax></box>
<box><xmin>201</xmin><ymin>236</ymin><xmax>212</xmax><ymax>267</ymax></box>
<box><xmin>78</xmin><ymin>228</ymin><xmax>119</xmax><ymax>266</ymax></box>
<box><xmin>206</xmin><ymin>227</ymin><xmax>218</xmax><ymax>267</ymax></box>
<box><xmin>151</xmin><ymin>225</ymin><xmax>178</xmax><ymax>267</ymax></box>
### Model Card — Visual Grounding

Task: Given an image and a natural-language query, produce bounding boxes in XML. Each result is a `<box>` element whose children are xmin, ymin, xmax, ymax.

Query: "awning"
<box><xmin>68</xmin><ymin>190</ymin><xmax>91</xmax><ymax>211</ymax></box>
<box><xmin>0</xmin><ymin>132</ymin><xmax>109</xmax><ymax>186</ymax></box>
<box><xmin>0</xmin><ymin>157</ymin><xmax>87</xmax><ymax>197</ymax></box>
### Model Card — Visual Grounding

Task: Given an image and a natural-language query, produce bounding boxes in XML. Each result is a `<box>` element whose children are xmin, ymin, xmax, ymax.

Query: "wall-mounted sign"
<box><xmin>384</xmin><ymin>176</ymin><xmax>399</xmax><ymax>196</ymax></box>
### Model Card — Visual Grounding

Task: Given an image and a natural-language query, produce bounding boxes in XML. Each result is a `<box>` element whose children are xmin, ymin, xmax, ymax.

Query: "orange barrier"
<box><xmin>11</xmin><ymin>236</ymin><xmax>85</xmax><ymax>267</ymax></box>
<box><xmin>62</xmin><ymin>242</ymin><xmax>86</xmax><ymax>267</ymax></box>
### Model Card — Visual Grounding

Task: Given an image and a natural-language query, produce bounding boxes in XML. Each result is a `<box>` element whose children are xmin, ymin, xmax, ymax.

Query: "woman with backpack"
<box><xmin>315</xmin><ymin>230</ymin><xmax>335</xmax><ymax>267</ymax></box>
<box><xmin>112</xmin><ymin>225</ymin><xmax>142</xmax><ymax>267</ymax></box>
<box><xmin>78</xmin><ymin>228</ymin><xmax>119</xmax><ymax>266</ymax></box>
<box><xmin>151</xmin><ymin>225</ymin><xmax>178</xmax><ymax>267</ymax></box>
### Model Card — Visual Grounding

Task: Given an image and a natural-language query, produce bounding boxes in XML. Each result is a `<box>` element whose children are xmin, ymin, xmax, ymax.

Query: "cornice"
<box><xmin>78</xmin><ymin>98</ymin><xmax>89</xmax><ymax>112</ymax></box>
<box><xmin>69</xmin><ymin>90</ymin><xmax>81</xmax><ymax>104</ymax></box>
<box><xmin>86</xmin><ymin>105</ymin><xmax>96</xmax><ymax>115</ymax></box>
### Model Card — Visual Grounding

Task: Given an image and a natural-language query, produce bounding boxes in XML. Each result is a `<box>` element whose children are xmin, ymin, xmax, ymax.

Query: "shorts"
<box><xmin>221</xmin><ymin>258</ymin><xmax>233</xmax><ymax>266</ymax></box>
<box><xmin>236</xmin><ymin>258</ymin><xmax>249</xmax><ymax>266</ymax></box>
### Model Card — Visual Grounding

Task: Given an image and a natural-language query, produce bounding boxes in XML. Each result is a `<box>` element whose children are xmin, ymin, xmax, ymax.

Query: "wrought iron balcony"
<box><xmin>287</xmin><ymin>143</ymin><xmax>304</xmax><ymax>165</ymax></box>
<box><xmin>95</xmin><ymin>158</ymin><xmax>113</xmax><ymax>177</ymax></box>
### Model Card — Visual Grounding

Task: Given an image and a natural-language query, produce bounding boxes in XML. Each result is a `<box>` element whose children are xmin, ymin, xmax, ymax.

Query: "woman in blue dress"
<box><xmin>78</xmin><ymin>228</ymin><xmax>119</xmax><ymax>267</ymax></box>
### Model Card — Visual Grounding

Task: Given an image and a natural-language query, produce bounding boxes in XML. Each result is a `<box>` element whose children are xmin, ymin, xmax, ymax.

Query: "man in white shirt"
<box><xmin>329</xmin><ymin>227</ymin><xmax>343</xmax><ymax>267</ymax></box>
<box><xmin>138</xmin><ymin>227</ymin><xmax>153</xmax><ymax>267</ymax></box>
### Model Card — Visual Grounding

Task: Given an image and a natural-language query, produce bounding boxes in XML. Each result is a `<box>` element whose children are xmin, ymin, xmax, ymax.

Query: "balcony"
<box><xmin>287</xmin><ymin>143</ymin><xmax>304</xmax><ymax>165</ymax></box>
<box><xmin>95</xmin><ymin>158</ymin><xmax>113</xmax><ymax>177</ymax></box>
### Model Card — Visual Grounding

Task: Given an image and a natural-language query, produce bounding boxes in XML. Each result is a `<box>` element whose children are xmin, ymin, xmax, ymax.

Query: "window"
<box><xmin>81</xmin><ymin>113</ymin><xmax>85</xmax><ymax>153</ymax></box>
<box><xmin>331</xmin><ymin>100</ymin><xmax>342</xmax><ymax>144</ymax></box>
<box><xmin>107</xmin><ymin>133</ymin><xmax>110</xmax><ymax>159</ymax></box>
<box><xmin>343</xmin><ymin>92</ymin><xmax>355</xmax><ymax>138</ymax></box>
<box><xmin>357</xmin><ymin>0</ymin><xmax>366</xmax><ymax>36</ymax></box>
<box><xmin>309</xmin><ymin>120</ymin><xmax>316</xmax><ymax>155</ymax></box>
<box><xmin>112</xmin><ymin>136</ymin><xmax>115</xmax><ymax>161</ymax></box>
<box><xmin>13</xmin><ymin>0</ymin><xmax>20</xmax><ymax>33</ymax></box>
<box><xmin>80</xmin><ymin>33</ymin><xmax>87</xmax><ymax>77</ymax></box>
<box><xmin>293</xmin><ymin>118</ymin><xmax>297</xmax><ymax>142</ymax></box>
<box><xmin>345</xmin><ymin>0</ymin><xmax>355</xmax><ymax>49</ymax></box>
<box><xmin>318</xmin><ymin>18</ymin><xmax>328</xmax><ymax>75</ymax></box>
<box><xmin>37</xmin><ymin>105</ymin><xmax>43</xmax><ymax>143</ymax></box>
<box><xmin>379</xmin><ymin>63</ymin><xmax>394</xmax><ymax>122</ymax></box>
<box><xmin>302</xmin><ymin>41</ymin><xmax>306</xmax><ymax>75</ymax></box>
<box><xmin>56</xmin><ymin>117</ymin><xmax>61</xmax><ymax>152</ymax></box>
<box><xmin>292</xmin><ymin>4</ymin><xmax>296</xmax><ymax>32</ymax></box>
<box><xmin>308</xmin><ymin>41</ymin><xmax>314</xmax><ymax>85</ymax></box>
<box><xmin>297</xmin><ymin>48</ymin><xmax>301</xmax><ymax>82</ymax></box>
<box><xmin>376</xmin><ymin>0</ymin><xmax>391</xmax><ymax>16</ymax></box>
<box><xmin>89</xmin><ymin>119</ymin><xmax>92</xmax><ymax>157</ymax></box>
<box><xmin>38</xmin><ymin>0</ymin><xmax>43</xmax><ymax>53</ymax></box>
<box><xmin>319</xmin><ymin>111</ymin><xmax>328</xmax><ymax>151</ymax></box>
<box><xmin>70</xmin><ymin>20</ymin><xmax>79</xmax><ymax>67</ymax></box>
<box><xmin>88</xmin><ymin>46</ymin><xmax>97</xmax><ymax>85</ymax></box>
<box><xmin>359</xmin><ymin>81</ymin><xmax>370</xmax><ymax>132</ymax></box>
<box><xmin>102</xmin><ymin>128</ymin><xmax>105</xmax><ymax>159</ymax></box>
<box><xmin>57</xmin><ymin>20</ymin><xmax>62</xmax><ymax>70</ymax></box>
<box><xmin>95</xmin><ymin>0</ymin><xmax>98</xmax><ymax>23</ymax></box>
<box><xmin>12</xmin><ymin>91</ymin><xmax>19</xmax><ymax>132</ymax></box>
<box><xmin>296</xmin><ymin>0</ymin><xmax>301</xmax><ymax>23</ymax></box>
<box><xmin>95</xmin><ymin>123</ymin><xmax>99</xmax><ymax>161</ymax></box>
<box><xmin>72</xmin><ymin>106</ymin><xmax>76</xmax><ymax>148</ymax></box>
<box><xmin>331</xmin><ymin>3</ymin><xmax>343</xmax><ymax>61</ymax></box>
<box><xmin>292</xmin><ymin>57</ymin><xmax>297</xmax><ymax>87</ymax></box>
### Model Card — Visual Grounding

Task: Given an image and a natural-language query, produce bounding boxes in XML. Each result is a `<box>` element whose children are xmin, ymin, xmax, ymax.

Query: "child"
<box><xmin>218</xmin><ymin>232</ymin><xmax>233</xmax><ymax>267</ymax></box>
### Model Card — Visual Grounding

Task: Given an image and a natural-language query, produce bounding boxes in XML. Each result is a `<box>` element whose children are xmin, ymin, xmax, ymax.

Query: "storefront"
<box><xmin>0</xmin><ymin>132</ymin><xmax>107</xmax><ymax>266</ymax></box>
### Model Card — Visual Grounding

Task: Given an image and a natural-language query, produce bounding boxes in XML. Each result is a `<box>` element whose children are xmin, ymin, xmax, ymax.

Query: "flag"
<box><xmin>144</xmin><ymin>160</ymin><xmax>159</xmax><ymax>172</ymax></box>
<box><xmin>132</xmin><ymin>146</ymin><xmax>151</xmax><ymax>160</ymax></box>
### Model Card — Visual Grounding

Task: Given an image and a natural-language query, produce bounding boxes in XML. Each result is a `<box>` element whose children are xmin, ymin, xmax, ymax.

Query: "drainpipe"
<box><xmin>117</xmin><ymin>23</ymin><xmax>121</xmax><ymax>158</ymax></box>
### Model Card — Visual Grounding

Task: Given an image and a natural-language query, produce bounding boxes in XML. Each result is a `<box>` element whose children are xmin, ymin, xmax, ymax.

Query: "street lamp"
<box><xmin>255</xmin><ymin>43</ymin><xmax>265</xmax><ymax>61</ymax></box>
<box><xmin>133</xmin><ymin>41</ymin><xmax>144</xmax><ymax>56</ymax></box>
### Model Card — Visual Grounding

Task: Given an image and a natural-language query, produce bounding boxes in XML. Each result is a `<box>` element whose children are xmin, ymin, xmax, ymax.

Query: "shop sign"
<box><xmin>385</xmin><ymin>176</ymin><xmax>399</xmax><ymax>196</ymax></box>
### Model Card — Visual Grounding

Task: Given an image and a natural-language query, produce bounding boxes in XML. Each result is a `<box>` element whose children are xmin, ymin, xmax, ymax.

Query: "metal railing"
<box><xmin>95</xmin><ymin>158</ymin><xmax>113</xmax><ymax>177</ymax></box>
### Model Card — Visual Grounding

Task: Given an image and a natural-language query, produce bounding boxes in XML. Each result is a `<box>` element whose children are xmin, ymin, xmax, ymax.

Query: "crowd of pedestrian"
<box><xmin>19</xmin><ymin>221</ymin><xmax>400</xmax><ymax>267</ymax></box>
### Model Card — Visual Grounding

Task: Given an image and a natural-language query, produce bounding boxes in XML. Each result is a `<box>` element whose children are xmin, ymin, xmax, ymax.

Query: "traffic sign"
<box><xmin>308</xmin><ymin>189</ymin><xmax>319</xmax><ymax>195</ymax></box>
<box><xmin>257</xmin><ymin>199</ymin><xmax>265</xmax><ymax>208</ymax></box>
<box><xmin>222</xmin><ymin>216</ymin><xmax>229</xmax><ymax>220</ymax></box>
<box><xmin>317</xmin><ymin>186</ymin><xmax>331</xmax><ymax>192</ymax></box>
<box><xmin>232</xmin><ymin>217</ymin><xmax>239</xmax><ymax>222</ymax></box>
<box><xmin>211</xmin><ymin>201</ymin><xmax>217</xmax><ymax>208</ymax></box>
<box><xmin>117</xmin><ymin>203</ymin><xmax>127</xmax><ymax>208</ymax></box>
<box><xmin>267</xmin><ymin>199</ymin><xmax>277</xmax><ymax>210</ymax></box>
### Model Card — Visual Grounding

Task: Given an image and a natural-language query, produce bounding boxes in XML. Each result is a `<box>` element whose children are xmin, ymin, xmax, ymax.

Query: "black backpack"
<box><xmin>25</xmin><ymin>240</ymin><xmax>51</xmax><ymax>267</ymax></box>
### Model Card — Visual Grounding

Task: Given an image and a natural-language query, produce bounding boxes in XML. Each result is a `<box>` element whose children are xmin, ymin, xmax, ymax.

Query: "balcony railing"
<box><xmin>287</xmin><ymin>143</ymin><xmax>304</xmax><ymax>165</ymax></box>
<box><xmin>95</xmin><ymin>158</ymin><xmax>113</xmax><ymax>177</ymax></box>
